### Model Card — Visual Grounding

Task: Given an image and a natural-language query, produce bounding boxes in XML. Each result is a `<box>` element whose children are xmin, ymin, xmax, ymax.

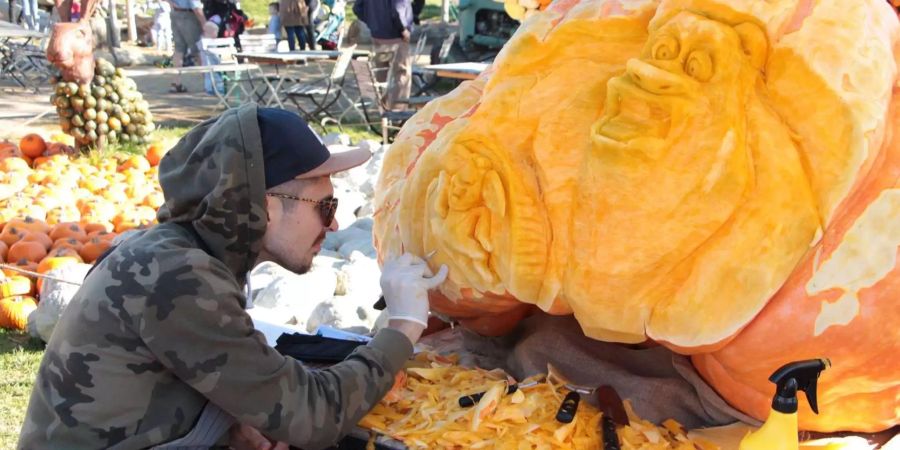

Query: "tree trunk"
<box><xmin>125</xmin><ymin>0</ymin><xmax>135</xmax><ymax>42</ymax></box>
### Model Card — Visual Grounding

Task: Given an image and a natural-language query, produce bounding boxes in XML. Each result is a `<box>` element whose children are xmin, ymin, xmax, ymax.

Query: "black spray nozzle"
<box><xmin>768</xmin><ymin>358</ymin><xmax>830</xmax><ymax>414</ymax></box>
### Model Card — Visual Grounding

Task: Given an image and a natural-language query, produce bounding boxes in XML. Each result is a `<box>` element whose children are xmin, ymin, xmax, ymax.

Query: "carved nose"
<box><xmin>626</xmin><ymin>59</ymin><xmax>686</xmax><ymax>95</ymax></box>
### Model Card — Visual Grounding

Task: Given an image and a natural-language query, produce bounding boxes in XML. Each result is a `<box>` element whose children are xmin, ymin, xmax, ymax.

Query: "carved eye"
<box><xmin>685</xmin><ymin>50</ymin><xmax>713</xmax><ymax>82</ymax></box>
<box><xmin>652</xmin><ymin>36</ymin><xmax>680</xmax><ymax>60</ymax></box>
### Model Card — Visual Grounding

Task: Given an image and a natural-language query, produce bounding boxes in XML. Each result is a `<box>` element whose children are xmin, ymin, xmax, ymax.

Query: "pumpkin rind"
<box><xmin>374</xmin><ymin>0</ymin><xmax>900</xmax><ymax>432</ymax></box>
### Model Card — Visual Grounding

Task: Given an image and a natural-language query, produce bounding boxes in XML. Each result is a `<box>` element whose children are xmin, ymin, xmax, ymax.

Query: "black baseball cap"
<box><xmin>257</xmin><ymin>108</ymin><xmax>371</xmax><ymax>189</ymax></box>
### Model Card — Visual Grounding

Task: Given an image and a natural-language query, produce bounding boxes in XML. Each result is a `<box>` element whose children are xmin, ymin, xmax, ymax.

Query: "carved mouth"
<box><xmin>593</xmin><ymin>76</ymin><xmax>673</xmax><ymax>157</ymax></box>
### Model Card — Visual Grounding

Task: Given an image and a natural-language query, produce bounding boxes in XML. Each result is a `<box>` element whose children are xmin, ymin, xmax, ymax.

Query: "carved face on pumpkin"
<box><xmin>375</xmin><ymin>0</ymin><xmax>900</xmax><ymax>432</ymax></box>
<box><xmin>46</xmin><ymin>22</ymin><xmax>95</xmax><ymax>83</ymax></box>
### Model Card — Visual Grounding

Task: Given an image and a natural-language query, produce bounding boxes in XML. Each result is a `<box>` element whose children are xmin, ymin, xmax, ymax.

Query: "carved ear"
<box><xmin>81</xmin><ymin>0</ymin><xmax>101</xmax><ymax>22</ymax></box>
<box><xmin>55</xmin><ymin>0</ymin><xmax>72</xmax><ymax>22</ymax></box>
<box><xmin>734</xmin><ymin>22</ymin><xmax>768</xmax><ymax>69</ymax></box>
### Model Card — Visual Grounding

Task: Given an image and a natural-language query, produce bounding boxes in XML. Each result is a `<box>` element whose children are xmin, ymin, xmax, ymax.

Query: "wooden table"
<box><xmin>422</xmin><ymin>62</ymin><xmax>489</xmax><ymax>80</ymax></box>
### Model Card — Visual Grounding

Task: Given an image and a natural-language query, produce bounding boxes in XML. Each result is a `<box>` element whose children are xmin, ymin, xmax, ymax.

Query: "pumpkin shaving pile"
<box><xmin>358</xmin><ymin>352</ymin><xmax>720</xmax><ymax>449</ymax></box>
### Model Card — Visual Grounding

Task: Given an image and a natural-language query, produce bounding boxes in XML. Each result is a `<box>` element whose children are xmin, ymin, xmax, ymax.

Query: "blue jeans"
<box><xmin>20</xmin><ymin>0</ymin><xmax>40</xmax><ymax>30</ymax></box>
<box><xmin>284</xmin><ymin>25</ymin><xmax>309</xmax><ymax>51</ymax></box>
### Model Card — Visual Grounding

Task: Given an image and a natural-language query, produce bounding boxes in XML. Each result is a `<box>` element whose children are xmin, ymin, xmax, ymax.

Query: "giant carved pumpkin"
<box><xmin>374</xmin><ymin>0</ymin><xmax>900</xmax><ymax>433</ymax></box>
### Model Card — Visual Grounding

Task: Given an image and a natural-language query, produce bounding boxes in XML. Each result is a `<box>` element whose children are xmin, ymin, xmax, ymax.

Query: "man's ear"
<box><xmin>734</xmin><ymin>22</ymin><xmax>767</xmax><ymax>70</ymax></box>
<box><xmin>264</xmin><ymin>195</ymin><xmax>277</xmax><ymax>222</ymax></box>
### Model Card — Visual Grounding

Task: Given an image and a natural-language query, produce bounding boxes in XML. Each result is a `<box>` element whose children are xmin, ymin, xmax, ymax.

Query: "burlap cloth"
<box><xmin>419</xmin><ymin>312</ymin><xmax>760</xmax><ymax>430</ymax></box>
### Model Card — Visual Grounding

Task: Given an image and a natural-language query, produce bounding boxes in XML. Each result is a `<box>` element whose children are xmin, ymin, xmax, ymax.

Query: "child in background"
<box><xmin>150</xmin><ymin>0</ymin><xmax>172</xmax><ymax>52</ymax></box>
<box><xmin>201</xmin><ymin>20</ymin><xmax>225</xmax><ymax>95</ymax></box>
<box><xmin>268</xmin><ymin>2</ymin><xmax>282</xmax><ymax>42</ymax></box>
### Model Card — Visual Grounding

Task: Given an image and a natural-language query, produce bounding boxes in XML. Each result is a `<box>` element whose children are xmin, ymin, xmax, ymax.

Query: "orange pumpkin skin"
<box><xmin>18</xmin><ymin>134</ymin><xmax>46</xmax><ymax>159</ymax></box>
<box><xmin>19</xmin><ymin>217</ymin><xmax>50</xmax><ymax>235</ymax></box>
<box><xmin>50</xmin><ymin>238</ymin><xmax>83</xmax><ymax>252</ymax></box>
<box><xmin>19</xmin><ymin>232</ymin><xmax>53</xmax><ymax>251</ymax></box>
<box><xmin>36</xmin><ymin>255</ymin><xmax>80</xmax><ymax>292</ymax></box>
<box><xmin>79</xmin><ymin>237</ymin><xmax>111</xmax><ymax>263</ymax></box>
<box><xmin>0</xmin><ymin>296</ymin><xmax>37</xmax><ymax>330</ymax></box>
<box><xmin>49</xmin><ymin>222</ymin><xmax>87</xmax><ymax>242</ymax></box>
<box><xmin>374</xmin><ymin>0</ymin><xmax>899</xmax><ymax>434</ymax></box>
<box><xmin>0</xmin><ymin>142</ymin><xmax>22</xmax><ymax>160</ymax></box>
<box><xmin>7</xmin><ymin>240</ymin><xmax>47</xmax><ymax>263</ymax></box>
<box><xmin>693</xmin><ymin>90</ymin><xmax>900</xmax><ymax>433</ymax></box>
<box><xmin>145</xmin><ymin>144</ymin><xmax>167</xmax><ymax>167</ymax></box>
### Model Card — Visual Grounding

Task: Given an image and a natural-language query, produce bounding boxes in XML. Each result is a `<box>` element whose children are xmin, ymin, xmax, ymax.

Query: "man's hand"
<box><xmin>228</xmin><ymin>423</ymin><xmax>289</xmax><ymax>450</ymax></box>
<box><xmin>401</xmin><ymin>28</ymin><xmax>411</xmax><ymax>42</ymax></box>
<box><xmin>380</xmin><ymin>253</ymin><xmax>448</xmax><ymax>341</ymax></box>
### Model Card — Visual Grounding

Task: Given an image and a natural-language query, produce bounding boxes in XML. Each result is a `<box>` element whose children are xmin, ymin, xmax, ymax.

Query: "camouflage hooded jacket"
<box><xmin>19</xmin><ymin>104</ymin><xmax>413</xmax><ymax>449</ymax></box>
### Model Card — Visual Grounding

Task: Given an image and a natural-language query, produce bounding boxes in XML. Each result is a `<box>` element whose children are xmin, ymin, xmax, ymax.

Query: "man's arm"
<box><xmin>193</xmin><ymin>7</ymin><xmax>206</xmax><ymax>27</ymax></box>
<box><xmin>190</xmin><ymin>0</ymin><xmax>205</xmax><ymax>27</ymax></box>
<box><xmin>391</xmin><ymin>0</ymin><xmax>411</xmax><ymax>41</ymax></box>
<box><xmin>139</xmin><ymin>262</ymin><xmax>413</xmax><ymax>449</ymax></box>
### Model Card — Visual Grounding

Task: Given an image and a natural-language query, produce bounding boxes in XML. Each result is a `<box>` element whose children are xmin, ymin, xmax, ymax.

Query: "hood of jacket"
<box><xmin>156</xmin><ymin>103</ymin><xmax>268</xmax><ymax>281</ymax></box>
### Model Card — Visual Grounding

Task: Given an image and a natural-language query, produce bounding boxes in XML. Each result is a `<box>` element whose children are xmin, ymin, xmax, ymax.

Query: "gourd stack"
<box><xmin>50</xmin><ymin>58</ymin><xmax>155</xmax><ymax>149</ymax></box>
<box><xmin>373</xmin><ymin>0</ymin><xmax>900</xmax><ymax>433</ymax></box>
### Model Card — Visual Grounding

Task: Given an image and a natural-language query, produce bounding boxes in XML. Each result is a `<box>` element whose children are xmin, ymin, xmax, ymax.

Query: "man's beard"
<box><xmin>287</xmin><ymin>231</ymin><xmax>327</xmax><ymax>275</ymax></box>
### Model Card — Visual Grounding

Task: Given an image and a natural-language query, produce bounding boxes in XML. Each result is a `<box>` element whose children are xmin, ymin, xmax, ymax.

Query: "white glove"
<box><xmin>380</xmin><ymin>253</ymin><xmax>449</xmax><ymax>327</ymax></box>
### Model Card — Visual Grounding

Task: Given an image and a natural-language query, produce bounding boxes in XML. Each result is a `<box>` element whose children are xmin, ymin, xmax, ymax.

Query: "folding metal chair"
<box><xmin>284</xmin><ymin>44</ymin><xmax>357</xmax><ymax>129</ymax></box>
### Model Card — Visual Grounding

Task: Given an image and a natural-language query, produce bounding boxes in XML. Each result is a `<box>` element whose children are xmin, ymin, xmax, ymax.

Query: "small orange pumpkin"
<box><xmin>36</xmin><ymin>255</ymin><xmax>80</xmax><ymax>292</ymax></box>
<box><xmin>79</xmin><ymin>237</ymin><xmax>112</xmax><ymax>263</ymax></box>
<box><xmin>82</xmin><ymin>222</ymin><xmax>110</xmax><ymax>235</ymax></box>
<box><xmin>49</xmin><ymin>222</ymin><xmax>87</xmax><ymax>242</ymax></box>
<box><xmin>19</xmin><ymin>232</ymin><xmax>53</xmax><ymax>250</ymax></box>
<box><xmin>50</xmin><ymin>238</ymin><xmax>83</xmax><ymax>252</ymax></box>
<box><xmin>18</xmin><ymin>133</ymin><xmax>46</xmax><ymax>159</ymax></box>
<box><xmin>19</xmin><ymin>217</ymin><xmax>50</xmax><ymax>235</ymax></box>
<box><xmin>0</xmin><ymin>226</ymin><xmax>25</xmax><ymax>247</ymax></box>
<box><xmin>0</xmin><ymin>296</ymin><xmax>37</xmax><ymax>330</ymax></box>
<box><xmin>86</xmin><ymin>230</ymin><xmax>117</xmax><ymax>242</ymax></box>
<box><xmin>0</xmin><ymin>240</ymin><xmax>8</xmax><ymax>262</ymax></box>
<box><xmin>7</xmin><ymin>240</ymin><xmax>48</xmax><ymax>263</ymax></box>
<box><xmin>145</xmin><ymin>143</ymin><xmax>167</xmax><ymax>167</ymax></box>
<box><xmin>118</xmin><ymin>155</ymin><xmax>151</xmax><ymax>172</ymax></box>
<box><xmin>0</xmin><ymin>141</ymin><xmax>21</xmax><ymax>160</ymax></box>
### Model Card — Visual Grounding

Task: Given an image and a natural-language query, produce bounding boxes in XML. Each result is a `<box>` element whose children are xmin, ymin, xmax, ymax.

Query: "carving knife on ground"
<box><xmin>595</xmin><ymin>385</ymin><xmax>629</xmax><ymax>450</ymax></box>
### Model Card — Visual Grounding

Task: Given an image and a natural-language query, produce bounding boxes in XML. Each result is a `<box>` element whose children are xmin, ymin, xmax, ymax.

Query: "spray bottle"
<box><xmin>739</xmin><ymin>358</ymin><xmax>831</xmax><ymax>450</ymax></box>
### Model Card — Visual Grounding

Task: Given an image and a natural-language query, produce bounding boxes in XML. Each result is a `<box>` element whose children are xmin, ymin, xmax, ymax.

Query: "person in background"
<box><xmin>304</xmin><ymin>0</ymin><xmax>317</xmax><ymax>50</ymax></box>
<box><xmin>279</xmin><ymin>0</ymin><xmax>310</xmax><ymax>50</ymax></box>
<box><xmin>70</xmin><ymin>0</ymin><xmax>81</xmax><ymax>20</ymax></box>
<box><xmin>411</xmin><ymin>0</ymin><xmax>423</xmax><ymax>25</ymax></box>
<box><xmin>19</xmin><ymin>0</ymin><xmax>39</xmax><ymax>30</ymax></box>
<box><xmin>151</xmin><ymin>0</ymin><xmax>173</xmax><ymax>51</ymax></box>
<box><xmin>353</xmin><ymin>0</ymin><xmax>414</xmax><ymax>108</ymax></box>
<box><xmin>200</xmin><ymin>19</ymin><xmax>225</xmax><ymax>95</ymax></box>
<box><xmin>268</xmin><ymin>2</ymin><xmax>282</xmax><ymax>42</ymax></box>
<box><xmin>167</xmin><ymin>0</ymin><xmax>206</xmax><ymax>92</ymax></box>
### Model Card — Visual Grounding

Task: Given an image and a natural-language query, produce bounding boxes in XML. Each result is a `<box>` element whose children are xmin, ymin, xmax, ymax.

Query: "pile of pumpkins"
<box><xmin>50</xmin><ymin>57</ymin><xmax>155</xmax><ymax>148</ymax></box>
<box><xmin>0</xmin><ymin>132</ymin><xmax>168</xmax><ymax>331</ymax></box>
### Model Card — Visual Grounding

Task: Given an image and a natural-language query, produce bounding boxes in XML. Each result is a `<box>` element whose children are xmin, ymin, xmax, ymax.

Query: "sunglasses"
<box><xmin>266</xmin><ymin>192</ymin><xmax>339</xmax><ymax>226</ymax></box>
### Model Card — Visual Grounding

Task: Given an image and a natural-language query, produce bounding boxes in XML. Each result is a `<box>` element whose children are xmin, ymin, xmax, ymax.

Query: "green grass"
<box><xmin>0</xmin><ymin>329</ymin><xmax>44</xmax><ymax>449</ymax></box>
<box><xmin>152</xmin><ymin>125</ymin><xmax>194</xmax><ymax>143</ymax></box>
